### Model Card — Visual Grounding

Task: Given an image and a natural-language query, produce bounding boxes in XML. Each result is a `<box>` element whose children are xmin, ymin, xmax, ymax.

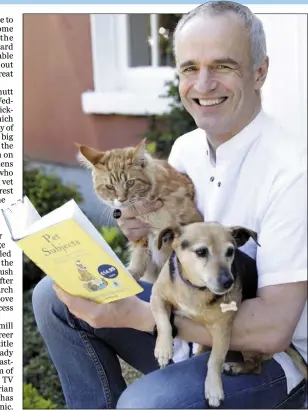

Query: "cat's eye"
<box><xmin>106</xmin><ymin>184</ymin><xmax>114</xmax><ymax>191</ymax></box>
<box><xmin>126</xmin><ymin>179</ymin><xmax>135</xmax><ymax>188</ymax></box>
<box><xmin>195</xmin><ymin>247</ymin><xmax>209</xmax><ymax>258</ymax></box>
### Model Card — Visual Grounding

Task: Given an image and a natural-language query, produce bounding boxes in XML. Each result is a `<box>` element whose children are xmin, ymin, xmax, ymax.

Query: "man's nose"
<box><xmin>194</xmin><ymin>68</ymin><xmax>218</xmax><ymax>94</ymax></box>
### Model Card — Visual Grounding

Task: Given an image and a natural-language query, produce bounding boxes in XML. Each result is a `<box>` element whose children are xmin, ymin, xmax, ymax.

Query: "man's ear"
<box><xmin>254</xmin><ymin>56</ymin><xmax>269</xmax><ymax>91</ymax></box>
<box><xmin>75</xmin><ymin>142</ymin><xmax>104</xmax><ymax>168</ymax></box>
<box><xmin>229</xmin><ymin>226</ymin><xmax>260</xmax><ymax>248</ymax></box>
<box><xmin>157</xmin><ymin>226</ymin><xmax>181</xmax><ymax>250</ymax></box>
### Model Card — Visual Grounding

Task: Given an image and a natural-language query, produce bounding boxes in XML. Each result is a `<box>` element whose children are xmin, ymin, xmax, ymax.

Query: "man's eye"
<box><xmin>183</xmin><ymin>66</ymin><xmax>197</xmax><ymax>73</ymax></box>
<box><xmin>216</xmin><ymin>65</ymin><xmax>231</xmax><ymax>70</ymax></box>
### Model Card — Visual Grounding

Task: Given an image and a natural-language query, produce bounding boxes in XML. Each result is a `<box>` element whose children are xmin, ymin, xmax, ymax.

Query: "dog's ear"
<box><xmin>229</xmin><ymin>226</ymin><xmax>260</xmax><ymax>248</ymax></box>
<box><xmin>157</xmin><ymin>226</ymin><xmax>181</xmax><ymax>250</ymax></box>
<box><xmin>75</xmin><ymin>143</ymin><xmax>104</xmax><ymax>168</ymax></box>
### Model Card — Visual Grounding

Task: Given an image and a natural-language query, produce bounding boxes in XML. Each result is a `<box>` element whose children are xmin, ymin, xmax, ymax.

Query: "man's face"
<box><xmin>175</xmin><ymin>12</ymin><xmax>267</xmax><ymax>138</ymax></box>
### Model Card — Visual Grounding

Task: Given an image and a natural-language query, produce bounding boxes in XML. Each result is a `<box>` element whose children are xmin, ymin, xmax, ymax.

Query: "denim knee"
<box><xmin>32</xmin><ymin>276</ymin><xmax>67</xmax><ymax>336</ymax></box>
<box><xmin>116</xmin><ymin>378</ymin><xmax>153</xmax><ymax>409</ymax></box>
<box><xmin>116</xmin><ymin>369</ymin><xmax>175</xmax><ymax>409</ymax></box>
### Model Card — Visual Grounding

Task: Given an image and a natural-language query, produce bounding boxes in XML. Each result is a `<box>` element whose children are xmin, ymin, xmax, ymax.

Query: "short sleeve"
<box><xmin>257</xmin><ymin>166</ymin><xmax>307</xmax><ymax>288</ymax></box>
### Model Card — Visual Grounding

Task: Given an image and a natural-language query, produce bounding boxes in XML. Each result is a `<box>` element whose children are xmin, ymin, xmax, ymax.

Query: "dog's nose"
<box><xmin>219</xmin><ymin>268</ymin><xmax>234</xmax><ymax>289</ymax></box>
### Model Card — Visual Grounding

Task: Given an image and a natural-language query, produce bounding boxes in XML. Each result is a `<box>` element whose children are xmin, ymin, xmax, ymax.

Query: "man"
<box><xmin>32</xmin><ymin>2</ymin><xmax>307</xmax><ymax>408</ymax></box>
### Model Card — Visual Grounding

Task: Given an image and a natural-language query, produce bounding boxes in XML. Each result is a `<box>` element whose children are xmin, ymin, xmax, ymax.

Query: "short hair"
<box><xmin>173</xmin><ymin>1</ymin><xmax>267</xmax><ymax>70</ymax></box>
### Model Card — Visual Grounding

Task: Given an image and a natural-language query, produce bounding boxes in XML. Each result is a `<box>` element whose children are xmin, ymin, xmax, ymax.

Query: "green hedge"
<box><xmin>23</xmin><ymin>384</ymin><xmax>56</xmax><ymax>409</ymax></box>
<box><xmin>145</xmin><ymin>76</ymin><xmax>196</xmax><ymax>158</ymax></box>
<box><xmin>23</xmin><ymin>164</ymin><xmax>83</xmax><ymax>216</ymax></box>
<box><xmin>23</xmin><ymin>165</ymin><xmax>83</xmax><ymax>291</ymax></box>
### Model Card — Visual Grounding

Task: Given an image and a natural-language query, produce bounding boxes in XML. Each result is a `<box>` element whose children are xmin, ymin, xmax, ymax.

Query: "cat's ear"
<box><xmin>75</xmin><ymin>143</ymin><xmax>104</xmax><ymax>168</ymax></box>
<box><xmin>132</xmin><ymin>138</ymin><xmax>147</xmax><ymax>167</ymax></box>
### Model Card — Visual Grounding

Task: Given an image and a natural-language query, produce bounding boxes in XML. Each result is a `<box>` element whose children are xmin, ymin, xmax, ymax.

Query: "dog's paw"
<box><xmin>204</xmin><ymin>377</ymin><xmax>224</xmax><ymax>408</ymax></box>
<box><xmin>154</xmin><ymin>336</ymin><xmax>173</xmax><ymax>368</ymax></box>
<box><xmin>223</xmin><ymin>362</ymin><xmax>243</xmax><ymax>376</ymax></box>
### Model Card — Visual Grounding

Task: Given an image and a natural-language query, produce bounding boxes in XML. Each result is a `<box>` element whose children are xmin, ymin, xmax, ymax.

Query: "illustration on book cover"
<box><xmin>76</xmin><ymin>260</ymin><xmax>121</xmax><ymax>292</ymax></box>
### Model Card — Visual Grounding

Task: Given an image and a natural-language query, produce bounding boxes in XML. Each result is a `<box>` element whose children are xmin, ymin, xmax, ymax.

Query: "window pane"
<box><xmin>128</xmin><ymin>14</ymin><xmax>151</xmax><ymax>67</ymax></box>
<box><xmin>157</xmin><ymin>14</ymin><xmax>182</xmax><ymax>67</ymax></box>
<box><xmin>127</xmin><ymin>14</ymin><xmax>182</xmax><ymax>68</ymax></box>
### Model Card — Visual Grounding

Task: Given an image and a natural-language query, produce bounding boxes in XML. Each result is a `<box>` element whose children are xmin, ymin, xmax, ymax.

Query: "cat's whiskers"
<box><xmin>97</xmin><ymin>205</ymin><xmax>114</xmax><ymax>227</ymax></box>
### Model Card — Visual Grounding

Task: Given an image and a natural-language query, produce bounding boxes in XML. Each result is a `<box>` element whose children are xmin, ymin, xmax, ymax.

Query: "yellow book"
<box><xmin>2</xmin><ymin>197</ymin><xmax>143</xmax><ymax>303</ymax></box>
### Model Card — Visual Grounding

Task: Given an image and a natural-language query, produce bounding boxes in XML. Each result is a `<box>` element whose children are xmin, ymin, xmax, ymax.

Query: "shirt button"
<box><xmin>210</xmin><ymin>176</ymin><xmax>215</xmax><ymax>182</ymax></box>
<box><xmin>217</xmin><ymin>182</ymin><xmax>221</xmax><ymax>187</ymax></box>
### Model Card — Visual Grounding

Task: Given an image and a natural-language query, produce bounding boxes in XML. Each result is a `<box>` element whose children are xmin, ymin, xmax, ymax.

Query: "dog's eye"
<box><xmin>225</xmin><ymin>247</ymin><xmax>234</xmax><ymax>258</ymax></box>
<box><xmin>106</xmin><ymin>184</ymin><xmax>114</xmax><ymax>191</ymax></box>
<box><xmin>195</xmin><ymin>247</ymin><xmax>209</xmax><ymax>258</ymax></box>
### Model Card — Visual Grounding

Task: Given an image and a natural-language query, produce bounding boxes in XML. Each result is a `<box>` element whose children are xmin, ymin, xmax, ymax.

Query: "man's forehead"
<box><xmin>174</xmin><ymin>13</ymin><xmax>250</xmax><ymax>64</ymax></box>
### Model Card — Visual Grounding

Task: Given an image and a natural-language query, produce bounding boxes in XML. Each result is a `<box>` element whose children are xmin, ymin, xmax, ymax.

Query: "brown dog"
<box><xmin>150</xmin><ymin>222</ymin><xmax>307</xmax><ymax>408</ymax></box>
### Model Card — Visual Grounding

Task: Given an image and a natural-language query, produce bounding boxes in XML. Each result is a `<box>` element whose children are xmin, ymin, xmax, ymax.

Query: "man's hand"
<box><xmin>53</xmin><ymin>284</ymin><xmax>155</xmax><ymax>331</ymax></box>
<box><xmin>116</xmin><ymin>200</ymin><xmax>163</xmax><ymax>242</ymax></box>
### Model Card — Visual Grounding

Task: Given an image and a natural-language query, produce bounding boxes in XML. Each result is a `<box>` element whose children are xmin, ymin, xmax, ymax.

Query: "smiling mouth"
<box><xmin>194</xmin><ymin>97</ymin><xmax>228</xmax><ymax>107</ymax></box>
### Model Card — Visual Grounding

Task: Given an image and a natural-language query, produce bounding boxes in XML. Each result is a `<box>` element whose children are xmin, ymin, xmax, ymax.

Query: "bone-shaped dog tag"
<box><xmin>220</xmin><ymin>301</ymin><xmax>238</xmax><ymax>313</ymax></box>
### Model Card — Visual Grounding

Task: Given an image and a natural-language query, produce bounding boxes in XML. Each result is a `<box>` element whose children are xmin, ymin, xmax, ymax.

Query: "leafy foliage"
<box><xmin>23</xmin><ymin>164</ymin><xmax>83</xmax><ymax>217</ymax></box>
<box><xmin>101</xmin><ymin>226</ymin><xmax>129</xmax><ymax>265</ymax></box>
<box><xmin>24</xmin><ymin>289</ymin><xmax>66</xmax><ymax>408</ymax></box>
<box><xmin>23</xmin><ymin>384</ymin><xmax>57</xmax><ymax>409</ymax></box>
<box><xmin>23</xmin><ymin>165</ymin><xmax>83</xmax><ymax>291</ymax></box>
<box><xmin>145</xmin><ymin>76</ymin><xmax>196</xmax><ymax>158</ymax></box>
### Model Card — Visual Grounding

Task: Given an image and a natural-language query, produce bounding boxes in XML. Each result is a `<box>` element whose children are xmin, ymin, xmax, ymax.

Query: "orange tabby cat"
<box><xmin>77</xmin><ymin>139</ymin><xmax>203</xmax><ymax>283</ymax></box>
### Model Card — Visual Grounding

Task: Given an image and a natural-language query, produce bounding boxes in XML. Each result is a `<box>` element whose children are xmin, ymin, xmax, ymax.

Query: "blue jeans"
<box><xmin>32</xmin><ymin>276</ymin><xmax>307</xmax><ymax>409</ymax></box>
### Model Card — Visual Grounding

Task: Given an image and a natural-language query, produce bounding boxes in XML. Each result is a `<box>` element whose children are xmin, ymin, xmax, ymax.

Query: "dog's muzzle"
<box><xmin>218</xmin><ymin>267</ymin><xmax>234</xmax><ymax>290</ymax></box>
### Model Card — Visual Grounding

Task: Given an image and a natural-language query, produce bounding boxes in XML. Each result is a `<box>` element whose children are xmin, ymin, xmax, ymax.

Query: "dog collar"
<box><xmin>169</xmin><ymin>250</ymin><xmax>208</xmax><ymax>291</ymax></box>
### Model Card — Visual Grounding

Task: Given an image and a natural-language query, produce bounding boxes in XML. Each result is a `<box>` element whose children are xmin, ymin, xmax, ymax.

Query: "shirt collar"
<box><xmin>204</xmin><ymin>110</ymin><xmax>266</xmax><ymax>165</ymax></box>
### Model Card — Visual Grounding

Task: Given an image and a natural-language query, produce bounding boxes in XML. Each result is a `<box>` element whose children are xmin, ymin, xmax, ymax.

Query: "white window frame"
<box><xmin>81</xmin><ymin>14</ymin><xmax>176</xmax><ymax>116</ymax></box>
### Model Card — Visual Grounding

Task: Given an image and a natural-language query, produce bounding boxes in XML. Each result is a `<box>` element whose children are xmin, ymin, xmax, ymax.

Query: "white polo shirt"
<box><xmin>168</xmin><ymin>110</ymin><xmax>307</xmax><ymax>393</ymax></box>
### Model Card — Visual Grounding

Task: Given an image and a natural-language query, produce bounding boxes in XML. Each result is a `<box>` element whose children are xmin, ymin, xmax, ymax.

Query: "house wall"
<box><xmin>23</xmin><ymin>14</ymin><xmax>152</xmax><ymax>223</ymax></box>
<box><xmin>23</xmin><ymin>14</ymin><xmax>150</xmax><ymax>166</ymax></box>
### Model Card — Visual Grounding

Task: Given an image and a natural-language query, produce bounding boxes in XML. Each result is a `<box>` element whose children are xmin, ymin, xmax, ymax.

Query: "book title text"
<box><xmin>41</xmin><ymin>233</ymin><xmax>81</xmax><ymax>256</ymax></box>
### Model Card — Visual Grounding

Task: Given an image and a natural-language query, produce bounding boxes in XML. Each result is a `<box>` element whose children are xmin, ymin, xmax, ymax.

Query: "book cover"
<box><xmin>2</xmin><ymin>198</ymin><xmax>143</xmax><ymax>304</ymax></box>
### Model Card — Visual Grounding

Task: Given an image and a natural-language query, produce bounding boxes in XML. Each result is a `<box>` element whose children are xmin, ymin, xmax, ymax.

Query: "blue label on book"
<box><xmin>98</xmin><ymin>264</ymin><xmax>118</xmax><ymax>279</ymax></box>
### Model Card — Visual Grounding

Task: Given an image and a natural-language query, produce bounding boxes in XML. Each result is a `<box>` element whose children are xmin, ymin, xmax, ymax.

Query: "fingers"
<box><xmin>120</xmin><ymin>199</ymin><xmax>163</xmax><ymax>219</ymax></box>
<box><xmin>117</xmin><ymin>217</ymin><xmax>149</xmax><ymax>242</ymax></box>
<box><xmin>125</xmin><ymin>227</ymin><xmax>150</xmax><ymax>242</ymax></box>
<box><xmin>115</xmin><ymin>200</ymin><xmax>163</xmax><ymax>242</ymax></box>
<box><xmin>117</xmin><ymin>217</ymin><xmax>147</xmax><ymax>231</ymax></box>
<box><xmin>53</xmin><ymin>284</ymin><xmax>96</xmax><ymax>318</ymax></box>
